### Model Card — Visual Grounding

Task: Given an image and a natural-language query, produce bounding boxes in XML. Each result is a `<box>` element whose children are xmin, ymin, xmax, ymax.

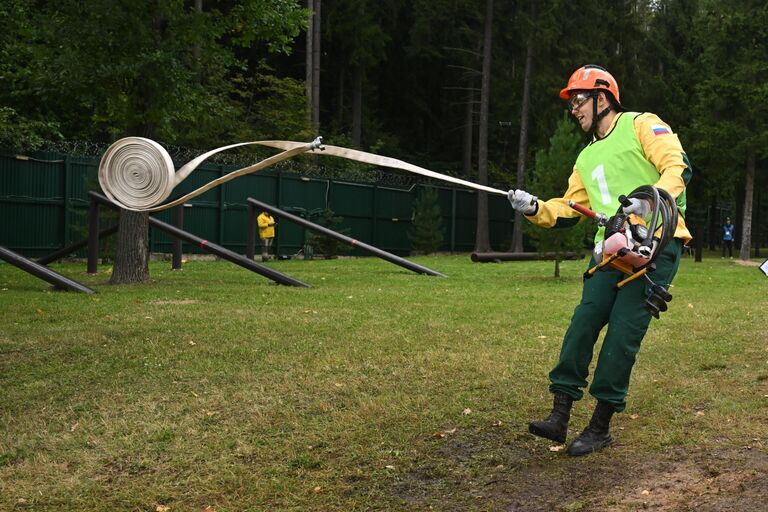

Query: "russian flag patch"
<box><xmin>652</xmin><ymin>124</ymin><xmax>670</xmax><ymax>135</ymax></box>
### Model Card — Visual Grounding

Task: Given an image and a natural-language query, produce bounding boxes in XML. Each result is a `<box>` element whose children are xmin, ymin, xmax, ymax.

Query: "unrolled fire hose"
<box><xmin>98</xmin><ymin>136</ymin><xmax>508</xmax><ymax>212</ymax></box>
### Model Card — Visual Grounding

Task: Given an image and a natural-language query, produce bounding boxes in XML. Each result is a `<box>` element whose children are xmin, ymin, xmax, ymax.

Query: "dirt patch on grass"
<box><xmin>733</xmin><ymin>259</ymin><xmax>761</xmax><ymax>267</ymax></box>
<box><xmin>389</xmin><ymin>426</ymin><xmax>768</xmax><ymax>511</ymax></box>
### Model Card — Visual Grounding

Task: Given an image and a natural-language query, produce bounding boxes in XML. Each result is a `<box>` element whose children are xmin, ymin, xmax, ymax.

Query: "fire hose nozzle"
<box><xmin>310</xmin><ymin>136</ymin><xmax>325</xmax><ymax>151</ymax></box>
<box><xmin>568</xmin><ymin>200</ymin><xmax>610</xmax><ymax>226</ymax></box>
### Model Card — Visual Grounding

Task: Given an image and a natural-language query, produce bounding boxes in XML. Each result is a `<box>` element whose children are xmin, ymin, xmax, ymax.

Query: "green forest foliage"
<box><xmin>1</xmin><ymin>0</ymin><xmax>767</xmax><ymax>213</ymax></box>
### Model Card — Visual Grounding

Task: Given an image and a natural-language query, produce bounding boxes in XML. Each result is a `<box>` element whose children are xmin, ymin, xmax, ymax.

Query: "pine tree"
<box><xmin>528</xmin><ymin>113</ymin><xmax>592</xmax><ymax>277</ymax></box>
<box><xmin>307</xmin><ymin>208</ymin><xmax>352</xmax><ymax>259</ymax></box>
<box><xmin>408</xmin><ymin>186</ymin><xmax>444</xmax><ymax>254</ymax></box>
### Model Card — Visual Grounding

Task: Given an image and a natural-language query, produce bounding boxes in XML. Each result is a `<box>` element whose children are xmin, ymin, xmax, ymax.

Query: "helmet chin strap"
<box><xmin>589</xmin><ymin>91</ymin><xmax>613</xmax><ymax>138</ymax></box>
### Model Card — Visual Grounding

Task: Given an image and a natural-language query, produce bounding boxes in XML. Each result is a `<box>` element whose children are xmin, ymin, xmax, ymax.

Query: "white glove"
<box><xmin>622</xmin><ymin>198</ymin><xmax>650</xmax><ymax>218</ymax></box>
<box><xmin>507</xmin><ymin>189</ymin><xmax>538</xmax><ymax>215</ymax></box>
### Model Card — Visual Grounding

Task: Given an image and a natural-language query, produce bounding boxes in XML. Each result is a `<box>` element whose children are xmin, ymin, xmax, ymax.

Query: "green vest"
<box><xmin>575</xmin><ymin>112</ymin><xmax>686</xmax><ymax>242</ymax></box>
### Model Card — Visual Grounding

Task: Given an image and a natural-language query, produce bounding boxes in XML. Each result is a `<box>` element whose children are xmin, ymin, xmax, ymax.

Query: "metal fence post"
<box><xmin>87</xmin><ymin>195</ymin><xmax>100</xmax><ymax>274</ymax></box>
<box><xmin>246</xmin><ymin>202</ymin><xmax>256</xmax><ymax>260</ymax></box>
<box><xmin>371</xmin><ymin>184</ymin><xmax>378</xmax><ymax>247</ymax></box>
<box><xmin>172</xmin><ymin>204</ymin><xmax>185</xmax><ymax>270</ymax></box>
<box><xmin>276</xmin><ymin>170</ymin><xmax>282</xmax><ymax>257</ymax></box>
<box><xmin>218</xmin><ymin>164</ymin><xmax>226</xmax><ymax>247</ymax></box>
<box><xmin>63</xmin><ymin>155</ymin><xmax>72</xmax><ymax>247</ymax></box>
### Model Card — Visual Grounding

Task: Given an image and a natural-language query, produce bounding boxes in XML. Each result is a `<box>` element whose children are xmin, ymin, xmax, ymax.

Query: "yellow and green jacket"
<box><xmin>527</xmin><ymin>111</ymin><xmax>692</xmax><ymax>244</ymax></box>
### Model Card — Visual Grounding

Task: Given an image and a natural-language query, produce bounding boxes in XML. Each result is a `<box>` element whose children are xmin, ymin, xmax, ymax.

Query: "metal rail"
<box><xmin>88</xmin><ymin>192</ymin><xmax>310</xmax><ymax>288</ymax></box>
<box><xmin>0</xmin><ymin>245</ymin><xmax>95</xmax><ymax>293</ymax></box>
<box><xmin>247</xmin><ymin>198</ymin><xmax>446</xmax><ymax>277</ymax></box>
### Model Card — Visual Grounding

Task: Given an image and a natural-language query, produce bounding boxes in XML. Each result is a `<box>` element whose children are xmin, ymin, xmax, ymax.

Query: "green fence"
<box><xmin>0</xmin><ymin>150</ymin><xmax>516</xmax><ymax>258</ymax></box>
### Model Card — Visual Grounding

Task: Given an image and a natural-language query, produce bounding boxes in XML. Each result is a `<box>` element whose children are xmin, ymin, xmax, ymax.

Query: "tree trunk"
<box><xmin>462</xmin><ymin>79</ymin><xmax>474</xmax><ymax>178</ymax></box>
<box><xmin>708</xmin><ymin>194</ymin><xmax>717</xmax><ymax>250</ymax></box>
<box><xmin>305</xmin><ymin>0</ymin><xmax>314</xmax><ymax>123</ymax></box>
<box><xmin>336</xmin><ymin>67</ymin><xmax>345</xmax><ymax>128</ymax></box>
<box><xmin>110</xmin><ymin>7</ymin><xmax>164</xmax><ymax>284</ymax></box>
<box><xmin>755</xmin><ymin>189</ymin><xmax>761</xmax><ymax>258</ymax></box>
<box><xmin>352</xmin><ymin>67</ymin><xmax>363</xmax><ymax>148</ymax></box>
<box><xmin>511</xmin><ymin>5</ymin><xmax>534</xmax><ymax>253</ymax></box>
<box><xmin>110</xmin><ymin>210</ymin><xmax>149</xmax><ymax>284</ymax></box>
<box><xmin>474</xmin><ymin>0</ymin><xmax>493</xmax><ymax>253</ymax></box>
<box><xmin>739</xmin><ymin>153</ymin><xmax>755</xmax><ymax>260</ymax></box>
<box><xmin>192</xmin><ymin>0</ymin><xmax>202</xmax><ymax>62</ymax></box>
<box><xmin>311</xmin><ymin>0</ymin><xmax>321</xmax><ymax>129</ymax></box>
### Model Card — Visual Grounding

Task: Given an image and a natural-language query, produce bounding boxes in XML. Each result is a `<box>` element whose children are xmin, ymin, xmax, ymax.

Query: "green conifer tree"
<box><xmin>528</xmin><ymin>113</ymin><xmax>593</xmax><ymax>277</ymax></box>
<box><xmin>408</xmin><ymin>186</ymin><xmax>444</xmax><ymax>254</ymax></box>
<box><xmin>307</xmin><ymin>208</ymin><xmax>352</xmax><ymax>259</ymax></box>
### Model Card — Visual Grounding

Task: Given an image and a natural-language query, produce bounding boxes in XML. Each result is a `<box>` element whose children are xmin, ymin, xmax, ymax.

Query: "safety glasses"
<box><xmin>568</xmin><ymin>92</ymin><xmax>592</xmax><ymax>112</ymax></box>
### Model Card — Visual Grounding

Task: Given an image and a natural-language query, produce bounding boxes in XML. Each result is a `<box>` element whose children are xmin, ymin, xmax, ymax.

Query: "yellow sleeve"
<box><xmin>634</xmin><ymin>113</ymin><xmax>688</xmax><ymax>199</ymax></box>
<box><xmin>257</xmin><ymin>215</ymin><xmax>269</xmax><ymax>229</ymax></box>
<box><xmin>635</xmin><ymin>113</ymin><xmax>692</xmax><ymax>243</ymax></box>
<box><xmin>526</xmin><ymin>167</ymin><xmax>590</xmax><ymax>229</ymax></box>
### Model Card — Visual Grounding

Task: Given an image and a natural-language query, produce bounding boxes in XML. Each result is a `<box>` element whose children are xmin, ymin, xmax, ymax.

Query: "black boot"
<box><xmin>567</xmin><ymin>401</ymin><xmax>614</xmax><ymax>457</ymax></box>
<box><xmin>529</xmin><ymin>393</ymin><xmax>573</xmax><ymax>443</ymax></box>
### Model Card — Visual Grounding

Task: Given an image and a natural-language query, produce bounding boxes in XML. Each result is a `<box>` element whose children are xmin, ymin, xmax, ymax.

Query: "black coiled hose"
<box><xmin>618</xmin><ymin>185</ymin><xmax>679</xmax><ymax>265</ymax></box>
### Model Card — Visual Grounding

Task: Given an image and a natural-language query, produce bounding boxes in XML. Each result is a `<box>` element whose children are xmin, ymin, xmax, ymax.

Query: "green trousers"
<box><xmin>549</xmin><ymin>239</ymin><xmax>683</xmax><ymax>412</ymax></box>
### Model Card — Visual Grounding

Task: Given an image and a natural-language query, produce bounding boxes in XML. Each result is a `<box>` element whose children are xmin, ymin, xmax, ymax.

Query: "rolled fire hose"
<box><xmin>98</xmin><ymin>136</ymin><xmax>507</xmax><ymax>212</ymax></box>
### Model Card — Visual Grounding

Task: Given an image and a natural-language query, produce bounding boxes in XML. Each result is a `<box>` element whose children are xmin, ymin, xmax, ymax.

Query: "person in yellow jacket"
<box><xmin>257</xmin><ymin>211</ymin><xmax>276</xmax><ymax>262</ymax></box>
<box><xmin>508</xmin><ymin>65</ymin><xmax>692</xmax><ymax>456</ymax></box>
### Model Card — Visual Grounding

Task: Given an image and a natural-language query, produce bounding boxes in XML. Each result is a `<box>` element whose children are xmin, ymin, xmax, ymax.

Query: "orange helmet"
<box><xmin>559</xmin><ymin>65</ymin><xmax>621</xmax><ymax>105</ymax></box>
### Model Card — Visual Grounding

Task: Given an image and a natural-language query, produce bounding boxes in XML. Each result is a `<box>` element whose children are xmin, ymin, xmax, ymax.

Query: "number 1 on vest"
<box><xmin>591</xmin><ymin>164</ymin><xmax>612</xmax><ymax>205</ymax></box>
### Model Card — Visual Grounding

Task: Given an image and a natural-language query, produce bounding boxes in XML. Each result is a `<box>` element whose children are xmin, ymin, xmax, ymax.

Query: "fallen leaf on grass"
<box><xmin>641</xmin><ymin>489</ymin><xmax>651</xmax><ymax>495</ymax></box>
<box><xmin>70</xmin><ymin>422</ymin><xmax>79</xmax><ymax>432</ymax></box>
<box><xmin>462</xmin><ymin>408</ymin><xmax>472</xmax><ymax>415</ymax></box>
<box><xmin>431</xmin><ymin>428</ymin><xmax>457</xmax><ymax>439</ymax></box>
<box><xmin>156</xmin><ymin>505</ymin><xmax>170</xmax><ymax>512</ymax></box>
<box><xmin>385</xmin><ymin>465</ymin><xmax>396</xmax><ymax>470</ymax></box>
<box><xmin>630</xmin><ymin>414</ymin><xmax>639</xmax><ymax>420</ymax></box>
<box><xmin>549</xmin><ymin>445</ymin><xmax>564</xmax><ymax>452</ymax></box>
<box><xmin>203</xmin><ymin>507</ymin><xmax>216</xmax><ymax>512</ymax></box>
<box><xmin>312</xmin><ymin>486</ymin><xmax>322</xmax><ymax>493</ymax></box>
<box><xmin>492</xmin><ymin>420</ymin><xmax>503</xmax><ymax>427</ymax></box>
<box><xmin>695</xmin><ymin>411</ymin><xmax>705</xmax><ymax>416</ymax></box>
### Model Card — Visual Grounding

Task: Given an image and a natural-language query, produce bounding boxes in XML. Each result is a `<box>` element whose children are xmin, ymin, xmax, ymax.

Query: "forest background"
<box><xmin>1</xmin><ymin>0</ymin><xmax>766</xmax><ymax>262</ymax></box>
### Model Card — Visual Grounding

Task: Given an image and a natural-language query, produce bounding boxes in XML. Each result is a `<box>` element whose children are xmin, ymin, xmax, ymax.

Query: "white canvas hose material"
<box><xmin>98</xmin><ymin>136</ymin><xmax>506</xmax><ymax>212</ymax></box>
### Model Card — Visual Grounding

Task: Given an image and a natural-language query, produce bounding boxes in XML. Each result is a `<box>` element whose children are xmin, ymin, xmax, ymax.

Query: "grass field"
<box><xmin>1</xmin><ymin>253</ymin><xmax>767</xmax><ymax>511</ymax></box>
